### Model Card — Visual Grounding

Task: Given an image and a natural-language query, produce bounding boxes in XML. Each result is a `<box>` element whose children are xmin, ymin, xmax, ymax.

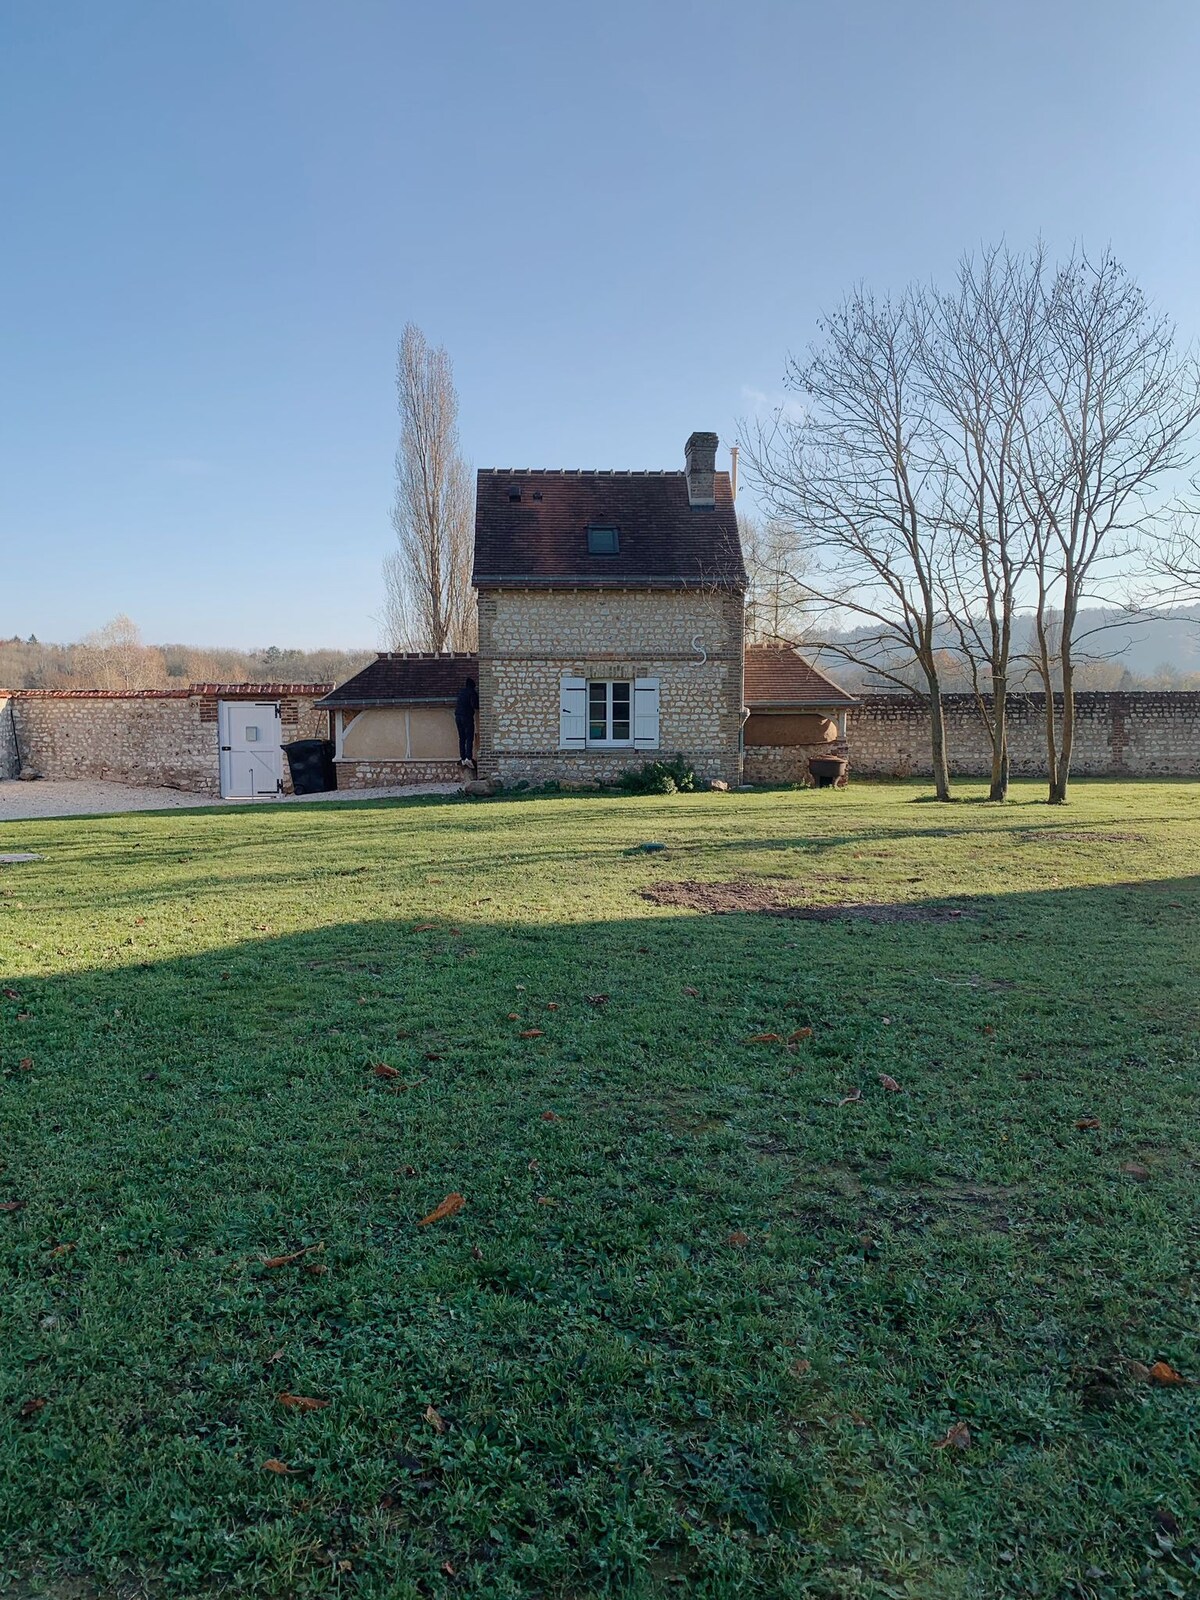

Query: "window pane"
<box><xmin>610</xmin><ymin>681</ymin><xmax>630</xmax><ymax>741</ymax></box>
<box><xmin>588</xmin><ymin>681</ymin><xmax>608</xmax><ymax>740</ymax></box>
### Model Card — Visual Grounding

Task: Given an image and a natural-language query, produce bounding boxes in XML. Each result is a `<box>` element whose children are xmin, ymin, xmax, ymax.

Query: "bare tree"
<box><xmin>922</xmin><ymin>246</ymin><xmax>1043</xmax><ymax>800</ymax></box>
<box><xmin>1148</xmin><ymin>492</ymin><xmax>1200</xmax><ymax>605</ymax></box>
<box><xmin>75</xmin><ymin>615</ymin><xmax>167</xmax><ymax>690</ymax></box>
<box><xmin>384</xmin><ymin>324</ymin><xmax>476</xmax><ymax>653</ymax></box>
<box><xmin>744</xmin><ymin>290</ymin><xmax>956</xmax><ymax>800</ymax></box>
<box><xmin>1014</xmin><ymin>253</ymin><xmax>1200</xmax><ymax>802</ymax></box>
<box><xmin>740</xmin><ymin>511</ymin><xmax>811</xmax><ymax>644</ymax></box>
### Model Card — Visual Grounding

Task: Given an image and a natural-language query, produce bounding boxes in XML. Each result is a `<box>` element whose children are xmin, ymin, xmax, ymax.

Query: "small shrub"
<box><xmin>619</xmin><ymin>757</ymin><xmax>697</xmax><ymax>796</ymax></box>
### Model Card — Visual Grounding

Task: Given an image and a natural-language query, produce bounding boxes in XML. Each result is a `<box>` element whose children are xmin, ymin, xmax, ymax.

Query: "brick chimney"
<box><xmin>684</xmin><ymin>431</ymin><xmax>718</xmax><ymax>507</ymax></box>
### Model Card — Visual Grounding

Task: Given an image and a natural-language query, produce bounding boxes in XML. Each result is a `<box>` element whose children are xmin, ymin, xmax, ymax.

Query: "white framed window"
<box><xmin>588</xmin><ymin>679</ymin><xmax>632</xmax><ymax>745</ymax></box>
<box><xmin>559</xmin><ymin>673</ymin><xmax>660</xmax><ymax>752</ymax></box>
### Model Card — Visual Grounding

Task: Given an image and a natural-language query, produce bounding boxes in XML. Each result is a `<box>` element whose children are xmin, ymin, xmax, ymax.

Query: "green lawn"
<box><xmin>2</xmin><ymin>780</ymin><xmax>1199</xmax><ymax>1599</ymax></box>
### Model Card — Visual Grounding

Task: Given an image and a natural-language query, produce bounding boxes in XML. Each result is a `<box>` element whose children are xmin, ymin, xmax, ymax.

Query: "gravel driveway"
<box><xmin>0</xmin><ymin>778</ymin><xmax>461</xmax><ymax>823</ymax></box>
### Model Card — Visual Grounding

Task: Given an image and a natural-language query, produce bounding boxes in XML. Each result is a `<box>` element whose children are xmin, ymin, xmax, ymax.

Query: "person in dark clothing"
<box><xmin>455</xmin><ymin>676</ymin><xmax>479</xmax><ymax>767</ymax></box>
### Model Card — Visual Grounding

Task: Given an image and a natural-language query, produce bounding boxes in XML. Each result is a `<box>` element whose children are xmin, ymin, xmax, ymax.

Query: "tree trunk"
<box><xmin>988</xmin><ymin>671</ymin><xmax>1009</xmax><ymax>801</ymax></box>
<box><xmin>1049</xmin><ymin>647</ymin><xmax>1074</xmax><ymax>804</ymax></box>
<box><xmin>926</xmin><ymin>672</ymin><xmax>953</xmax><ymax>801</ymax></box>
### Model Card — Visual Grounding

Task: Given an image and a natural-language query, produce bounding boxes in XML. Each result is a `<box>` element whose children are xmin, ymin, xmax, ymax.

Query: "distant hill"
<box><xmin>807</xmin><ymin>605</ymin><xmax>1200</xmax><ymax>693</ymax></box>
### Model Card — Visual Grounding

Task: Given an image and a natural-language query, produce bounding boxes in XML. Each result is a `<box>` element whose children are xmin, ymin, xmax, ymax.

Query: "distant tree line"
<box><xmin>0</xmin><ymin>616</ymin><xmax>372</xmax><ymax>692</ymax></box>
<box><xmin>744</xmin><ymin>244</ymin><xmax>1200</xmax><ymax>803</ymax></box>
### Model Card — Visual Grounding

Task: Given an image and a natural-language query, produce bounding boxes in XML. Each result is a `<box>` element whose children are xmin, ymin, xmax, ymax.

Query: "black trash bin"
<box><xmin>283</xmin><ymin>738</ymin><xmax>337</xmax><ymax>795</ymax></box>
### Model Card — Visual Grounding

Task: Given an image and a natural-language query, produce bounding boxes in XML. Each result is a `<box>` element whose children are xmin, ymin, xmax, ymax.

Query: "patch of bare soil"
<box><xmin>639</xmin><ymin>880</ymin><xmax>972</xmax><ymax>922</ymax></box>
<box><xmin>1020</xmin><ymin>830</ymin><xmax>1146</xmax><ymax>844</ymax></box>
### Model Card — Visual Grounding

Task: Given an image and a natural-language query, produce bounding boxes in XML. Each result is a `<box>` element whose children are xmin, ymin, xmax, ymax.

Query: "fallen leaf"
<box><xmin>418</xmin><ymin>1193</ymin><xmax>465</xmax><ymax>1227</ymax></box>
<box><xmin>401</xmin><ymin>1165</ymin><xmax>418</xmax><ymax>1177</ymax></box>
<box><xmin>585</xmin><ymin>994</ymin><xmax>609</xmax><ymax>1005</ymax></box>
<box><xmin>133</xmin><ymin>916</ymin><xmax>146</xmax><ymax>926</ymax></box>
<box><xmin>528</xmin><ymin>1159</ymin><xmax>540</xmax><ymax>1171</ymax></box>
<box><xmin>424</xmin><ymin>1052</ymin><xmax>443</xmax><ymax>1062</ymax></box>
<box><xmin>424</xmin><ymin>1404</ymin><xmax>447</xmax><ymax>1433</ymax></box>
<box><xmin>1125</xmin><ymin>1359</ymin><xmax>1152</xmax><ymax>1381</ymax></box>
<box><xmin>982</xmin><ymin>1024</ymin><xmax>995</xmax><ymax>1036</ymax></box>
<box><xmin>540</xmin><ymin>1111</ymin><xmax>560</xmax><ymax>1122</ymax></box>
<box><xmin>746</xmin><ymin>1033</ymin><xmax>784</xmax><ymax>1044</ymax></box>
<box><xmin>536</xmin><ymin>1195</ymin><xmax>558</xmax><ymax>1207</ymax></box>
<box><xmin>18</xmin><ymin>1058</ymin><xmax>33</xmax><ymax>1071</ymax></box>
<box><xmin>519</xmin><ymin>1029</ymin><xmax>543</xmax><ymax>1039</ymax></box>
<box><xmin>279</xmin><ymin>1392</ymin><xmax>329</xmax><ymax>1411</ymax></box>
<box><xmin>412</xmin><ymin>923</ymin><xmax>438</xmax><ymax>932</ymax></box>
<box><xmin>727</xmin><ymin>1230</ymin><xmax>750</xmax><ymax>1247</ymax></box>
<box><xmin>933</xmin><ymin>1421</ymin><xmax>971</xmax><ymax>1451</ymax></box>
<box><xmin>19</xmin><ymin>1396</ymin><xmax>47</xmax><ymax>1417</ymax></box>
<box><xmin>3</xmin><ymin>989</ymin><xmax>19</xmax><ymax>1000</ymax></box>
<box><xmin>790</xmin><ymin>1358</ymin><xmax>811</xmax><ymax>1376</ymax></box>
<box><xmin>261</xmin><ymin>1243</ymin><xmax>323</xmax><ymax>1268</ymax></box>
<box><xmin>838</xmin><ymin>1089</ymin><xmax>863</xmax><ymax>1106</ymax></box>
<box><xmin>0</xmin><ymin>1200</ymin><xmax>25</xmax><ymax>1213</ymax></box>
<box><xmin>441</xmin><ymin>1562</ymin><xmax>456</xmax><ymax>1578</ymax></box>
<box><xmin>788</xmin><ymin>1027</ymin><xmax>813</xmax><ymax>1043</ymax></box>
<box><xmin>372</xmin><ymin>1062</ymin><xmax>403</xmax><ymax>1078</ymax></box>
<box><xmin>49</xmin><ymin>1242</ymin><xmax>75</xmax><ymax>1257</ymax></box>
<box><xmin>262</xmin><ymin>1457</ymin><xmax>295</xmax><ymax>1474</ymax></box>
<box><xmin>546</xmin><ymin>1002</ymin><xmax>559</xmax><ymax>1010</ymax></box>
<box><xmin>1148</xmin><ymin>1360</ymin><xmax>1190</xmax><ymax>1386</ymax></box>
<box><xmin>682</xmin><ymin>985</ymin><xmax>699</xmax><ymax>997</ymax></box>
<box><xmin>878</xmin><ymin>1074</ymin><xmax>901</xmax><ymax>1092</ymax></box>
<box><xmin>507</xmin><ymin>1012</ymin><xmax>520</xmax><ymax>1020</ymax></box>
<box><xmin>1074</xmin><ymin>1116</ymin><xmax>1101</xmax><ymax>1130</ymax></box>
<box><xmin>1121</xmin><ymin>1161</ymin><xmax>1151</xmax><ymax>1181</ymax></box>
<box><xmin>16</xmin><ymin>1012</ymin><xmax>31</xmax><ymax>1022</ymax></box>
<box><xmin>266</xmin><ymin>1349</ymin><xmax>286</xmax><ymax>1364</ymax></box>
<box><xmin>470</xmin><ymin>1244</ymin><xmax>483</xmax><ymax>1261</ymax></box>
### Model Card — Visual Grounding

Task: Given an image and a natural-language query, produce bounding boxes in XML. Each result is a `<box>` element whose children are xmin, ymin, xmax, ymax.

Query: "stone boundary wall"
<box><xmin>1</xmin><ymin>685</ymin><xmax>331</xmax><ymax>794</ymax></box>
<box><xmin>334</xmin><ymin>759</ymin><xmax>463</xmax><ymax>789</ymax></box>
<box><xmin>848</xmin><ymin>692</ymin><xmax>1200</xmax><ymax>778</ymax></box>
<box><xmin>0</xmin><ymin>695</ymin><xmax>18</xmax><ymax>779</ymax></box>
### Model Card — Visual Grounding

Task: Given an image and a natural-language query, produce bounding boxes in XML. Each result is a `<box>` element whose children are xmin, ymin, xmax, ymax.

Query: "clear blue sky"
<box><xmin>3</xmin><ymin>0</ymin><xmax>1198</xmax><ymax>650</ymax></box>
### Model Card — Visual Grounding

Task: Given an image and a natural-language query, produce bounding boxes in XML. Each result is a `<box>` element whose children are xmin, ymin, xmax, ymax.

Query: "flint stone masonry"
<box><xmin>0</xmin><ymin>685</ymin><xmax>330</xmax><ymax>795</ymax></box>
<box><xmin>848</xmin><ymin>692</ymin><xmax>1200</xmax><ymax>778</ymax></box>
<box><xmin>0</xmin><ymin>694</ymin><xmax>17</xmax><ymax>778</ymax></box>
<box><xmin>335</xmin><ymin>759</ymin><xmax>463</xmax><ymax>789</ymax></box>
<box><xmin>743</xmin><ymin>741</ymin><xmax>850</xmax><ymax>786</ymax></box>
<box><xmin>477</xmin><ymin>589</ymin><xmax>745</xmax><ymax>786</ymax></box>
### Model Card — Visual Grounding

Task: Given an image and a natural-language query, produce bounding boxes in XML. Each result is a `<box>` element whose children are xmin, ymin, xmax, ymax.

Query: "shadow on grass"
<box><xmin>2</xmin><ymin>875</ymin><xmax>1200</xmax><ymax>1597</ymax></box>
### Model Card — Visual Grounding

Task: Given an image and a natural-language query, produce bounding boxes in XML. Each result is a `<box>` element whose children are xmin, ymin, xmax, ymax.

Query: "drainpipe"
<box><xmin>6</xmin><ymin>695</ymin><xmax>24</xmax><ymax>778</ymax></box>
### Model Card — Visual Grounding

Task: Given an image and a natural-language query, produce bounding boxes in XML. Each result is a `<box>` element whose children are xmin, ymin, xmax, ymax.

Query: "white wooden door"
<box><xmin>219</xmin><ymin>701</ymin><xmax>283</xmax><ymax>798</ymax></box>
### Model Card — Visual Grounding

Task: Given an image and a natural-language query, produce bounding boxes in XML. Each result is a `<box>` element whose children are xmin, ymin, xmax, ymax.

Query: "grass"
<box><xmin>1</xmin><ymin>778</ymin><xmax>1199</xmax><ymax>1600</ymax></box>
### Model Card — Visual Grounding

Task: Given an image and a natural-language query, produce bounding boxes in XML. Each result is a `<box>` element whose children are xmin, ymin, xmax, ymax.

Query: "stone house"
<box><xmin>323</xmin><ymin>432</ymin><xmax>854</xmax><ymax>789</ymax></box>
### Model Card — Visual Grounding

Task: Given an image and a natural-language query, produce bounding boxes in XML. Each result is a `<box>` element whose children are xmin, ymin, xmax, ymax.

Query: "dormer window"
<box><xmin>587</xmin><ymin>525</ymin><xmax>619</xmax><ymax>555</ymax></box>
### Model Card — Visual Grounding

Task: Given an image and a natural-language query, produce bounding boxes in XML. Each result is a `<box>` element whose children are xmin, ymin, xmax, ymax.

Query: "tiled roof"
<box><xmin>472</xmin><ymin>469</ymin><xmax>746</xmax><ymax>590</ymax></box>
<box><xmin>4</xmin><ymin>683</ymin><xmax>331</xmax><ymax>700</ymax></box>
<box><xmin>744</xmin><ymin>646</ymin><xmax>858</xmax><ymax>709</ymax></box>
<box><xmin>318</xmin><ymin>654</ymin><xmax>478</xmax><ymax>708</ymax></box>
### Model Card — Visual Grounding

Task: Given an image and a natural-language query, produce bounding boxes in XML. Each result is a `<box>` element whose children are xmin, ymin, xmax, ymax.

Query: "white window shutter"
<box><xmin>633</xmin><ymin>677</ymin><xmax>660</xmax><ymax>749</ymax></box>
<box><xmin>559</xmin><ymin>675</ymin><xmax>586</xmax><ymax>749</ymax></box>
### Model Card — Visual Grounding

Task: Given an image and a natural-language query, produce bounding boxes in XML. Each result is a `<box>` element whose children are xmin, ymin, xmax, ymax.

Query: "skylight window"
<box><xmin>587</xmin><ymin>526</ymin><xmax>619</xmax><ymax>555</ymax></box>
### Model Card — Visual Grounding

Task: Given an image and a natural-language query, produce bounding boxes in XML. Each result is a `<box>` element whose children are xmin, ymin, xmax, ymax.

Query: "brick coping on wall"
<box><xmin>0</xmin><ymin>683</ymin><xmax>333</xmax><ymax>700</ymax></box>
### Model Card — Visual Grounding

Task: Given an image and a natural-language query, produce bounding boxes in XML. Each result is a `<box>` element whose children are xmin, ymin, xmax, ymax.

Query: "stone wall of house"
<box><xmin>476</xmin><ymin>588</ymin><xmax>745</xmax><ymax>786</ymax></box>
<box><xmin>743</xmin><ymin>740</ymin><xmax>850</xmax><ymax>786</ymax></box>
<box><xmin>847</xmin><ymin>692</ymin><xmax>1200</xmax><ymax>778</ymax></box>
<box><xmin>5</xmin><ymin>686</ymin><xmax>331</xmax><ymax>795</ymax></box>
<box><xmin>335</xmin><ymin>759</ymin><xmax>464</xmax><ymax>789</ymax></box>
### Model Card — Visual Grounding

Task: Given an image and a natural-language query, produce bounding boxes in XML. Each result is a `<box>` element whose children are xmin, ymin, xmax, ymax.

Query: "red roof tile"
<box><xmin>318</xmin><ymin>654</ymin><xmax>478</xmax><ymax>708</ymax></box>
<box><xmin>472</xmin><ymin>469</ymin><xmax>746</xmax><ymax>590</ymax></box>
<box><xmin>744</xmin><ymin>646</ymin><xmax>857</xmax><ymax>709</ymax></box>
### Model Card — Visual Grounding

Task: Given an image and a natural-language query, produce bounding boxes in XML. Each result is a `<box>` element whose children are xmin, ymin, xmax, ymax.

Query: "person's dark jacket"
<box><xmin>455</xmin><ymin>679</ymin><xmax>479</xmax><ymax>723</ymax></box>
